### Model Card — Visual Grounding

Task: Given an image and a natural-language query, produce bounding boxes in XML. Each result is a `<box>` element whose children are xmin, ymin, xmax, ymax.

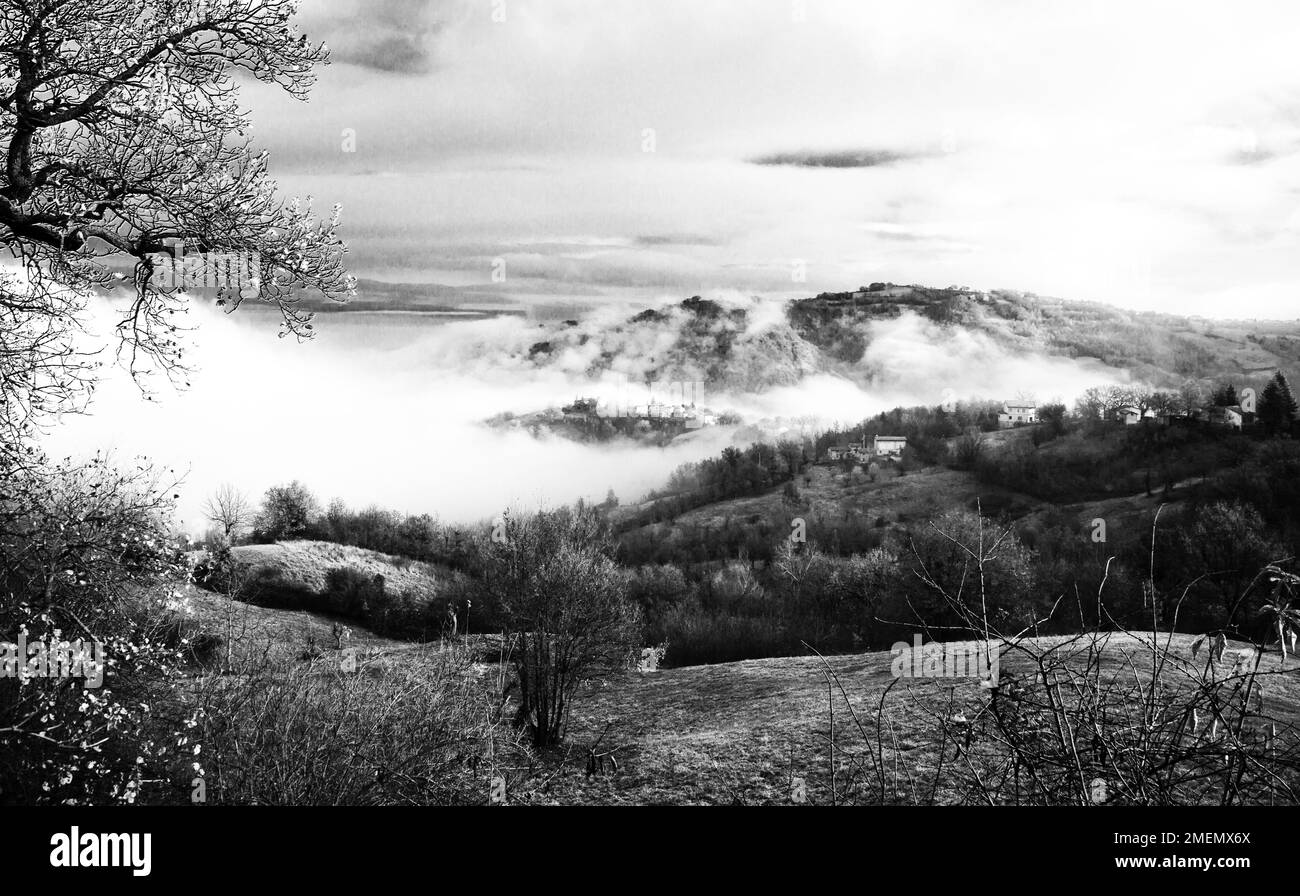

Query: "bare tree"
<box><xmin>1074</xmin><ymin>386</ymin><xmax>1106</xmax><ymax>422</ymax></box>
<box><xmin>952</xmin><ymin>428</ymin><xmax>984</xmax><ymax>469</ymax></box>
<box><xmin>0</xmin><ymin>0</ymin><xmax>349</xmax><ymax>804</ymax></box>
<box><xmin>204</xmin><ymin>482</ymin><xmax>252</xmax><ymax>542</ymax></box>
<box><xmin>1148</xmin><ymin>390</ymin><xmax>1180</xmax><ymax>416</ymax></box>
<box><xmin>0</xmin><ymin>0</ymin><xmax>352</xmax><ymax>458</ymax></box>
<box><xmin>1102</xmin><ymin>385</ymin><xmax>1139</xmax><ymax>420</ymax></box>
<box><xmin>1178</xmin><ymin>379</ymin><xmax>1209</xmax><ymax>415</ymax></box>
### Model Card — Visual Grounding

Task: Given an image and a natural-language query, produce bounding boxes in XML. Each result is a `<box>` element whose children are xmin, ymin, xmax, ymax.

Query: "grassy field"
<box><xmin>184</xmin><ymin>540</ymin><xmax>453</xmax><ymax>666</ymax></box>
<box><xmin>180</xmin><ymin>560</ymin><xmax>1300</xmax><ymax>805</ymax></box>
<box><xmin>539</xmin><ymin>632</ymin><xmax>1300</xmax><ymax>805</ymax></box>
<box><xmin>621</xmin><ymin>463</ymin><xmax>1044</xmax><ymax>543</ymax></box>
<box><xmin>230</xmin><ymin>540</ymin><xmax>447</xmax><ymax>596</ymax></box>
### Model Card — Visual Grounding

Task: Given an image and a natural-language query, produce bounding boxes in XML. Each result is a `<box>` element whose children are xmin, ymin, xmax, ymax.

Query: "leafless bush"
<box><xmin>0</xmin><ymin>450</ymin><xmax>201</xmax><ymax>804</ymax></box>
<box><xmin>478</xmin><ymin>508</ymin><xmax>640</xmax><ymax>748</ymax></box>
<box><xmin>192</xmin><ymin>643</ymin><xmax>519</xmax><ymax>805</ymax></box>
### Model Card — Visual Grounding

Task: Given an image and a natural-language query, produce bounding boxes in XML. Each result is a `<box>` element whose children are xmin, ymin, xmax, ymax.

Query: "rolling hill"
<box><xmin>229</xmin><ymin>540</ymin><xmax>448</xmax><ymax>598</ymax></box>
<box><xmin>516</xmin><ymin>283</ymin><xmax>1300</xmax><ymax>396</ymax></box>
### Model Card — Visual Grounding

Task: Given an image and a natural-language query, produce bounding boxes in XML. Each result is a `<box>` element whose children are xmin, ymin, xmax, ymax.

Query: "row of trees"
<box><xmin>1075</xmin><ymin>372</ymin><xmax>1298</xmax><ymax>432</ymax></box>
<box><xmin>204</xmin><ymin>480</ymin><xmax>319</xmax><ymax>544</ymax></box>
<box><xmin>616</xmin><ymin>491</ymin><xmax>1300</xmax><ymax>666</ymax></box>
<box><xmin>630</xmin><ymin>441</ymin><xmax>810</xmax><ymax>526</ymax></box>
<box><xmin>203</xmin><ymin>481</ymin><xmax>476</xmax><ymax>570</ymax></box>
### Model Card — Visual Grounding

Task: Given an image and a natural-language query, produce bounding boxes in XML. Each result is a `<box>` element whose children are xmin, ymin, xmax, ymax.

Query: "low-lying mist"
<box><xmin>46</xmin><ymin>292</ymin><xmax>1126</xmax><ymax>535</ymax></box>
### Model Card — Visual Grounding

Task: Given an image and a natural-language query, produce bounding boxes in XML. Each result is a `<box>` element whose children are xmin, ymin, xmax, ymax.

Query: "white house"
<box><xmin>1207</xmin><ymin>405</ymin><xmax>1244</xmax><ymax>430</ymax></box>
<box><xmin>684</xmin><ymin>415</ymin><xmax>704</xmax><ymax>430</ymax></box>
<box><xmin>1117</xmin><ymin>406</ymin><xmax>1156</xmax><ymax>425</ymax></box>
<box><xmin>998</xmin><ymin>401</ymin><xmax>1037</xmax><ymax>429</ymax></box>
<box><xmin>874</xmin><ymin>435</ymin><xmax>907</xmax><ymax>458</ymax></box>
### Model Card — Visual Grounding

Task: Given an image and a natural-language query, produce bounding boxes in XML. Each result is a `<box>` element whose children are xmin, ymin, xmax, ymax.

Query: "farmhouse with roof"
<box><xmin>997</xmin><ymin>401</ymin><xmax>1037</xmax><ymax>429</ymax></box>
<box><xmin>827</xmin><ymin>436</ymin><xmax>870</xmax><ymax>463</ymax></box>
<box><xmin>826</xmin><ymin>434</ymin><xmax>908</xmax><ymax>463</ymax></box>
<box><xmin>873</xmin><ymin>435</ymin><xmax>907</xmax><ymax>458</ymax></box>
<box><xmin>1116</xmin><ymin>405</ymin><xmax>1156</xmax><ymax>425</ymax></box>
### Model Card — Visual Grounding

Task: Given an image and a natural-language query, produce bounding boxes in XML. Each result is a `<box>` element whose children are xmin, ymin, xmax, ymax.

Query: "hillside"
<box><xmin>790</xmin><ymin>284</ymin><xmax>1300</xmax><ymax>387</ymax></box>
<box><xmin>182</xmin><ymin>585</ymin><xmax>408</xmax><ymax>668</ymax></box>
<box><xmin>514</xmin><ymin>284</ymin><xmax>1300</xmax><ymax>398</ymax></box>
<box><xmin>209</xmin><ymin>540</ymin><xmax>462</xmax><ymax>641</ymax></box>
<box><xmin>522</xmin><ymin>294</ymin><xmax>823</xmax><ymax>393</ymax></box>
<box><xmin>553</xmin><ymin>632</ymin><xmax>1300</xmax><ymax>806</ymax></box>
<box><xmin>230</xmin><ymin>540</ymin><xmax>448</xmax><ymax>597</ymax></box>
<box><xmin>710</xmin><ymin>464</ymin><xmax>1024</xmax><ymax>527</ymax></box>
<box><xmin>618</xmin><ymin>464</ymin><xmax>1038</xmax><ymax>544</ymax></box>
<box><xmin>616</xmin><ymin>445</ymin><xmax>1196</xmax><ymax>558</ymax></box>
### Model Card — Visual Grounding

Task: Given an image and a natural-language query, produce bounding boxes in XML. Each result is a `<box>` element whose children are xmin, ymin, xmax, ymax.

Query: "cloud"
<box><xmin>635</xmin><ymin>233</ymin><xmax>725</xmax><ymax>248</ymax></box>
<box><xmin>750</xmin><ymin>149</ymin><xmax>925</xmax><ymax>168</ymax></box>
<box><xmin>854</xmin><ymin>313</ymin><xmax>1127</xmax><ymax>410</ymax></box>
<box><xmin>298</xmin><ymin>0</ymin><xmax>462</xmax><ymax>74</ymax></box>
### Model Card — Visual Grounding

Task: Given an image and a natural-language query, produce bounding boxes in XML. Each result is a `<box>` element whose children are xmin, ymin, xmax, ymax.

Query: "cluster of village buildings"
<box><xmin>561</xmin><ymin>397</ymin><xmax>719</xmax><ymax>430</ymax></box>
<box><xmin>826</xmin><ymin>434</ymin><xmax>908</xmax><ymax>463</ymax></box>
<box><xmin>1112</xmin><ymin>404</ymin><xmax>1245</xmax><ymax>429</ymax></box>
<box><xmin>824</xmin><ymin>394</ymin><xmax>1251</xmax><ymax>465</ymax></box>
<box><xmin>996</xmin><ymin>399</ymin><xmax>1246</xmax><ymax>430</ymax></box>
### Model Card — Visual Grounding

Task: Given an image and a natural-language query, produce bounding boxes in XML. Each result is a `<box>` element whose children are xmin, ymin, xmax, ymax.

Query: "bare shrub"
<box><xmin>193</xmin><ymin>643</ymin><xmax>516</xmax><ymax>805</ymax></box>
<box><xmin>478</xmin><ymin>508</ymin><xmax>640</xmax><ymax>748</ymax></box>
<box><xmin>0</xmin><ymin>451</ymin><xmax>203</xmax><ymax>804</ymax></box>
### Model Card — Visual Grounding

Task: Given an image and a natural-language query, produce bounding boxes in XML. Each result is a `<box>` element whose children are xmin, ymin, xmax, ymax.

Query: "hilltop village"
<box><xmin>486</xmin><ymin>391</ymin><xmax>730</xmax><ymax>447</ymax></box>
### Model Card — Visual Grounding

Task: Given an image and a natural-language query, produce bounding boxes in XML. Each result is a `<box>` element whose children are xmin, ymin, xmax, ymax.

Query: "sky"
<box><xmin>230</xmin><ymin>0</ymin><xmax>1300</xmax><ymax>319</ymax></box>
